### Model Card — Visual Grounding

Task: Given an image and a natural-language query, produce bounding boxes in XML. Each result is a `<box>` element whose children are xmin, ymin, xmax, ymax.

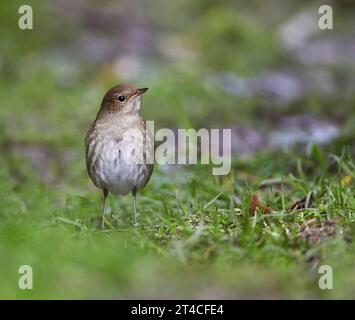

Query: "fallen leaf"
<box><xmin>299</xmin><ymin>220</ymin><xmax>336</xmax><ymax>244</ymax></box>
<box><xmin>341</xmin><ymin>175</ymin><xmax>352</xmax><ymax>188</ymax></box>
<box><xmin>261</xmin><ymin>203</ymin><xmax>272</xmax><ymax>214</ymax></box>
<box><xmin>288</xmin><ymin>191</ymin><xmax>314</xmax><ymax>211</ymax></box>
<box><xmin>249</xmin><ymin>193</ymin><xmax>259</xmax><ymax>215</ymax></box>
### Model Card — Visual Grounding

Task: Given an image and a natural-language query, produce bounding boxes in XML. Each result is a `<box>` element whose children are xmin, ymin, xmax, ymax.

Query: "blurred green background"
<box><xmin>0</xmin><ymin>0</ymin><xmax>354</xmax><ymax>299</ymax></box>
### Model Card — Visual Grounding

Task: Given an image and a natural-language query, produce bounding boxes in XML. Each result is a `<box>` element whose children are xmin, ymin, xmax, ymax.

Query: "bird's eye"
<box><xmin>117</xmin><ymin>95</ymin><xmax>125</xmax><ymax>102</ymax></box>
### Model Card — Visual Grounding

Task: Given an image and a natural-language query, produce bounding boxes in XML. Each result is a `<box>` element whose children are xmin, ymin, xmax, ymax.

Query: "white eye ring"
<box><xmin>117</xmin><ymin>95</ymin><xmax>125</xmax><ymax>102</ymax></box>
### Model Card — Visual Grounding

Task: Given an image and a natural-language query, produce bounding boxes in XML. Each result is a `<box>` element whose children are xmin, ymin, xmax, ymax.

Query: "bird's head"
<box><xmin>97</xmin><ymin>84</ymin><xmax>148</xmax><ymax>118</ymax></box>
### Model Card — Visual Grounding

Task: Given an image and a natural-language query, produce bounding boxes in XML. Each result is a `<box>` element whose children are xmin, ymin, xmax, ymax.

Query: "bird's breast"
<box><xmin>85</xmin><ymin>120</ymin><xmax>153</xmax><ymax>195</ymax></box>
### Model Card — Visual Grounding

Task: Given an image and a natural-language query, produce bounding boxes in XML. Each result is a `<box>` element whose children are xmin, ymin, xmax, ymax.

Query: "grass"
<box><xmin>0</xmin><ymin>0</ymin><xmax>354</xmax><ymax>299</ymax></box>
<box><xmin>0</xmin><ymin>144</ymin><xmax>354</xmax><ymax>299</ymax></box>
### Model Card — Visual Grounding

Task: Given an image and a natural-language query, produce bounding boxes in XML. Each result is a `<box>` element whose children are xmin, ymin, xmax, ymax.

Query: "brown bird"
<box><xmin>85</xmin><ymin>84</ymin><xmax>154</xmax><ymax>228</ymax></box>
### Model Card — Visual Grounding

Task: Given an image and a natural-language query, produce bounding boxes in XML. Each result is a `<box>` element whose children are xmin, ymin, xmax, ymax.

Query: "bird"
<box><xmin>85</xmin><ymin>84</ymin><xmax>154</xmax><ymax>228</ymax></box>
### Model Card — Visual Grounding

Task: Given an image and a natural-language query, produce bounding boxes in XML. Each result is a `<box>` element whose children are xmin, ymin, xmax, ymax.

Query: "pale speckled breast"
<box><xmin>85</xmin><ymin>116</ymin><xmax>154</xmax><ymax>195</ymax></box>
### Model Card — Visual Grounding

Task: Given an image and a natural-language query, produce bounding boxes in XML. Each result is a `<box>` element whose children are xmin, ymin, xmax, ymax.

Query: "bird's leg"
<box><xmin>132</xmin><ymin>188</ymin><xmax>138</xmax><ymax>226</ymax></box>
<box><xmin>101</xmin><ymin>188</ymin><xmax>108</xmax><ymax>229</ymax></box>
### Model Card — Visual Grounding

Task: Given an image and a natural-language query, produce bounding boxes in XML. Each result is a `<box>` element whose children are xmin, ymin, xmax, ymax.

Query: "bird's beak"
<box><xmin>133</xmin><ymin>87</ymin><xmax>149</xmax><ymax>97</ymax></box>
